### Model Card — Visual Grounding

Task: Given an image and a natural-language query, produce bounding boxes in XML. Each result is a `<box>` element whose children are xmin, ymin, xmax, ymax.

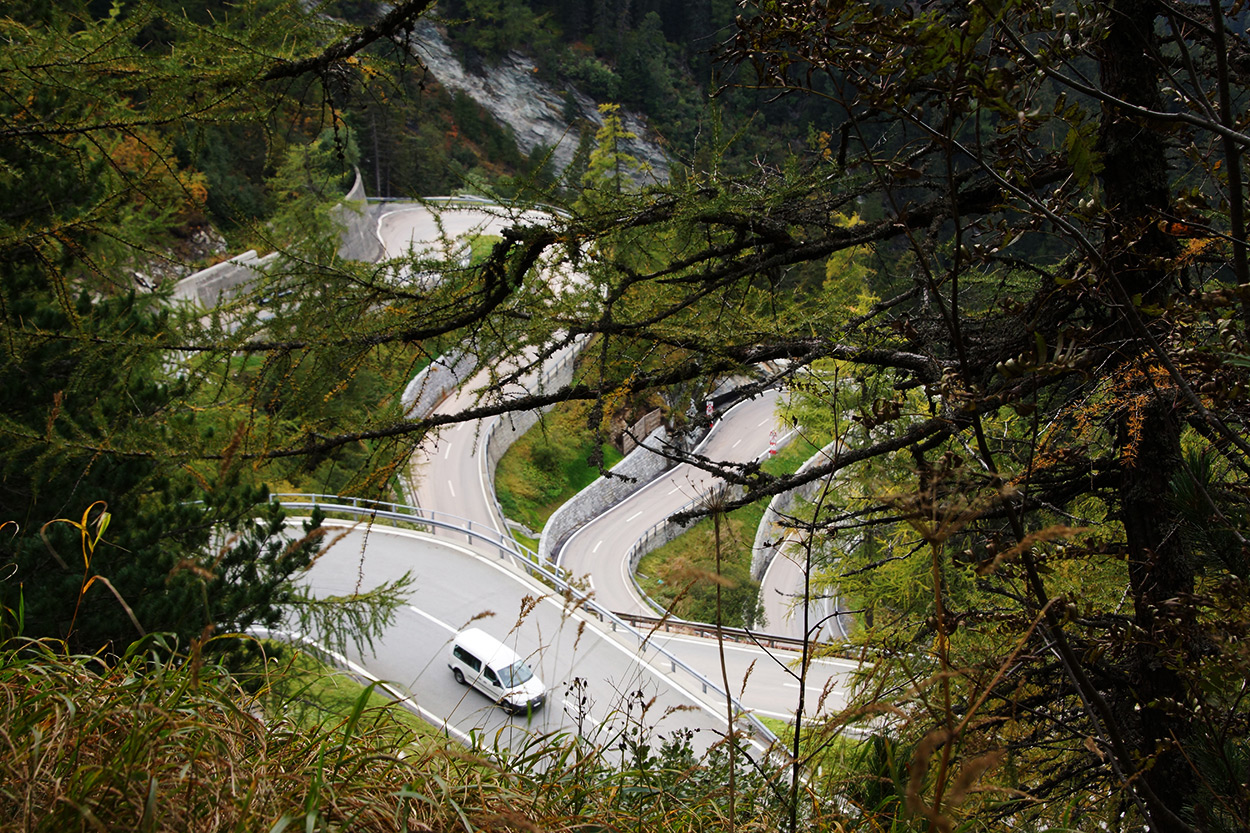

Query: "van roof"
<box><xmin>455</xmin><ymin>627</ymin><xmax>523</xmax><ymax>667</ymax></box>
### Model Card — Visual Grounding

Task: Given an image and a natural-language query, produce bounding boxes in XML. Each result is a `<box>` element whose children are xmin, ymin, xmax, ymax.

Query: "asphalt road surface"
<box><xmin>375</xmin><ymin>201</ymin><xmax>548</xmax><ymax>261</ymax></box>
<box><xmin>297</xmin><ymin>522</ymin><xmax>783</xmax><ymax>752</ymax></box>
<box><xmin>558</xmin><ymin>391</ymin><xmax>785</xmax><ymax>617</ymax></box>
<box><xmin>298</xmin><ymin>522</ymin><xmax>860</xmax><ymax>742</ymax></box>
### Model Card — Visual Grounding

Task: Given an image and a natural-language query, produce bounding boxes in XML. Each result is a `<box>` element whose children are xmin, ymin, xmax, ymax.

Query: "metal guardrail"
<box><xmin>611</xmin><ymin>610</ymin><xmax>811</xmax><ymax>652</ymax></box>
<box><xmin>274</xmin><ymin>493</ymin><xmax>779</xmax><ymax>746</ymax></box>
<box><xmin>611</xmin><ymin>610</ymin><xmax>867</xmax><ymax>665</ymax></box>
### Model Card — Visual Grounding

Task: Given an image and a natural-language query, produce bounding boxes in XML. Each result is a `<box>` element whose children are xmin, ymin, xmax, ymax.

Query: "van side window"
<box><xmin>484</xmin><ymin>668</ymin><xmax>500</xmax><ymax>687</ymax></box>
<box><xmin>453</xmin><ymin>646</ymin><xmax>481</xmax><ymax>672</ymax></box>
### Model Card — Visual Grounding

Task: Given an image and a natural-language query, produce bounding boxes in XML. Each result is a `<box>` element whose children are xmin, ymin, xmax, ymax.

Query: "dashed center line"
<box><xmin>625</xmin><ymin>511</ymin><xmax>642</xmax><ymax>522</ymax></box>
<box><xmin>448</xmin><ymin>481</ymin><xmax>456</xmax><ymax>498</ymax></box>
<box><xmin>443</xmin><ymin>443</ymin><xmax>453</xmax><ymax>459</ymax></box>
<box><xmin>592</xmin><ymin>539</ymin><xmax>603</xmax><ymax>553</ymax></box>
<box><xmin>732</xmin><ymin>439</ymin><xmax>742</xmax><ymax>448</ymax></box>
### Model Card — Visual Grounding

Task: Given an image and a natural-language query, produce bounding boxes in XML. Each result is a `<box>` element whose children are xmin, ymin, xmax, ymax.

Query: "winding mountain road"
<box><xmin>558</xmin><ymin>391</ymin><xmax>784</xmax><ymax>617</ymax></box>
<box><xmin>299</xmin><ymin>522</ymin><xmax>747</xmax><ymax>750</ymax></box>
<box><xmin>362</xmin><ymin>201</ymin><xmax>856</xmax><ymax>734</ymax></box>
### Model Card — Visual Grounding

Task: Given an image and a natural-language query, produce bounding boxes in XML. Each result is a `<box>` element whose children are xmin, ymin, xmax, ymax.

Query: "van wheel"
<box><xmin>453</xmin><ymin>668</ymin><xmax>466</xmax><ymax>685</ymax></box>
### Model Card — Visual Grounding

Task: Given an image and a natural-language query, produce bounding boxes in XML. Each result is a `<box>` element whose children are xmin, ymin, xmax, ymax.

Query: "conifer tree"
<box><xmin>0</xmin><ymin>0</ymin><xmax>437</xmax><ymax>655</ymax></box>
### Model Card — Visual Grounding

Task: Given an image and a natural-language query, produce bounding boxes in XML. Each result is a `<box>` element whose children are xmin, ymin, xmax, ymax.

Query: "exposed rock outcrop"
<box><xmin>133</xmin><ymin>226</ymin><xmax>229</xmax><ymax>290</ymax></box>
<box><xmin>411</xmin><ymin>19</ymin><xmax>669</xmax><ymax>184</ymax></box>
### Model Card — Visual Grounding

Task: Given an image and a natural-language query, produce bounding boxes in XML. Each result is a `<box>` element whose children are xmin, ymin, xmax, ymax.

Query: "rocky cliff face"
<box><xmin>411</xmin><ymin>19</ymin><xmax>669</xmax><ymax>185</ymax></box>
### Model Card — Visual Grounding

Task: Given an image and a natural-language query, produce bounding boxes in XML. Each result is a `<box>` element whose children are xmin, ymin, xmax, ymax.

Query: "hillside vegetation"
<box><xmin>5</xmin><ymin>0</ymin><xmax>1250</xmax><ymax>831</ymax></box>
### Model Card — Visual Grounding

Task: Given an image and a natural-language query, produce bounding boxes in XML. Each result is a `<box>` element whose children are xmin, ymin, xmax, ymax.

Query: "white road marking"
<box><xmin>732</xmin><ymin>439</ymin><xmax>742</xmax><ymax>448</ymax></box>
<box><xmin>592</xmin><ymin>539</ymin><xmax>603</xmax><ymax>553</ymax></box>
<box><xmin>408</xmin><ymin>605</ymin><xmax>458</xmax><ymax>635</ymax></box>
<box><xmin>758</xmin><ymin>419</ymin><xmax>770</xmax><ymax>427</ymax></box>
<box><xmin>444</xmin><ymin>443</ymin><xmax>453</xmax><ymax>459</ymax></box>
<box><xmin>625</xmin><ymin>511</ymin><xmax>642</xmax><ymax>522</ymax></box>
<box><xmin>313</xmin><ymin>520</ymin><xmax>774</xmax><ymax>754</ymax></box>
<box><xmin>448</xmin><ymin>481</ymin><xmax>456</xmax><ymax>497</ymax></box>
<box><xmin>667</xmin><ymin>487</ymin><xmax>680</xmax><ymax>495</ymax></box>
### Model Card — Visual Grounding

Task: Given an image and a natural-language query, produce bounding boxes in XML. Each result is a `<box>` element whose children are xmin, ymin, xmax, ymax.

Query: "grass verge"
<box><xmin>248</xmin><ymin>642</ymin><xmax>441</xmax><ymax>741</ymax></box>
<box><xmin>495</xmin><ymin>399</ymin><xmax>623</xmax><ymax>531</ymax></box>
<box><xmin>0</xmin><ymin>634</ymin><xmax>835</xmax><ymax>832</ymax></box>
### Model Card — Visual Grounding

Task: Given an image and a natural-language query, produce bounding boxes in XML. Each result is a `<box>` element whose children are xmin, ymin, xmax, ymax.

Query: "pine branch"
<box><xmin>260</xmin><ymin>0</ymin><xmax>437</xmax><ymax>82</ymax></box>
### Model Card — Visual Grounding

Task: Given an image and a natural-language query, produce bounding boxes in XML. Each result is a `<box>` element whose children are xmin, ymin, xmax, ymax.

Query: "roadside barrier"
<box><xmin>274</xmin><ymin>493</ymin><xmax>779</xmax><ymax>746</ymax></box>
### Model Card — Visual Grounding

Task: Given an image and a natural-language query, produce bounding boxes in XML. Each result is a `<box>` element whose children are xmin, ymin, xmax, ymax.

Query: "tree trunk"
<box><xmin>1100</xmin><ymin>3</ymin><xmax>1194</xmax><ymax>829</ymax></box>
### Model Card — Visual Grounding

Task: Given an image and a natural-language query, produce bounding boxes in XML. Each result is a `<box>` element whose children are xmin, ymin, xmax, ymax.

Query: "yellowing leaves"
<box><xmin>1177</xmin><ymin>236</ymin><xmax>1222</xmax><ymax>267</ymax></box>
<box><xmin>109</xmin><ymin>134</ymin><xmax>156</xmax><ymax>172</ymax></box>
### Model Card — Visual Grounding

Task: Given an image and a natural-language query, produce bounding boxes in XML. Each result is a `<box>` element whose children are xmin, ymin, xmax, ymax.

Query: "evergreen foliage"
<box><xmin>0</xmin><ymin>0</ymin><xmax>437</xmax><ymax>655</ymax></box>
<box><xmin>6</xmin><ymin>0</ymin><xmax>1250</xmax><ymax>830</ymax></box>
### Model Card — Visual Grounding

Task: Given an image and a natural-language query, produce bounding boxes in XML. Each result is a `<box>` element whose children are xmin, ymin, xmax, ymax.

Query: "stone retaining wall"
<box><xmin>538</xmin><ymin>426</ymin><xmax>674</xmax><ymax>564</ymax></box>
<box><xmin>401</xmin><ymin>349</ymin><xmax>478</xmax><ymax>417</ymax></box>
<box><xmin>750</xmin><ymin>441</ymin><xmax>840</xmax><ymax>581</ymax></box>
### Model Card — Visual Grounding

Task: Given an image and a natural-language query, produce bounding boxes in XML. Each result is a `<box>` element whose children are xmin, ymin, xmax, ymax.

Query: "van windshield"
<box><xmin>496</xmin><ymin>660</ymin><xmax>533</xmax><ymax>688</ymax></box>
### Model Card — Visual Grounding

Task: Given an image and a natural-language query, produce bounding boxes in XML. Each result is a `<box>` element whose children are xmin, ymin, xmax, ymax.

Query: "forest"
<box><xmin>3</xmin><ymin>1</ymin><xmax>1250</xmax><ymax>831</ymax></box>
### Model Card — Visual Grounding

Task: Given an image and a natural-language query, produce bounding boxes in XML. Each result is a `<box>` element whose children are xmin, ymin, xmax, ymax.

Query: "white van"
<box><xmin>447</xmin><ymin>627</ymin><xmax>546</xmax><ymax>715</ymax></box>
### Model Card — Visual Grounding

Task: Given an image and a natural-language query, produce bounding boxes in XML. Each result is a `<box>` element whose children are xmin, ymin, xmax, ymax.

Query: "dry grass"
<box><xmin>0</xmin><ymin>635</ymin><xmax>838</xmax><ymax>833</ymax></box>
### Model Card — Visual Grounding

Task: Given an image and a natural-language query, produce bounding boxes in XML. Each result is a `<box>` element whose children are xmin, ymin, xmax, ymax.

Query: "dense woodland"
<box><xmin>3</xmin><ymin>0</ymin><xmax>1250</xmax><ymax>831</ymax></box>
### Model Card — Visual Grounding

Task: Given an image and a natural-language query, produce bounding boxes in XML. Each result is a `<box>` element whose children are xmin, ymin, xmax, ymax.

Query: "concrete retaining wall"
<box><xmin>750</xmin><ymin>441</ymin><xmax>839</xmax><ymax>581</ymax></box>
<box><xmin>335</xmin><ymin>170</ymin><xmax>385</xmax><ymax>263</ymax></box>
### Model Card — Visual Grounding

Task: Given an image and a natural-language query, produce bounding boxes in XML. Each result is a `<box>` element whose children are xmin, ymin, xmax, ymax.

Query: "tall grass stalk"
<box><xmin>0</xmin><ymin>633</ymin><xmax>838</xmax><ymax>832</ymax></box>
